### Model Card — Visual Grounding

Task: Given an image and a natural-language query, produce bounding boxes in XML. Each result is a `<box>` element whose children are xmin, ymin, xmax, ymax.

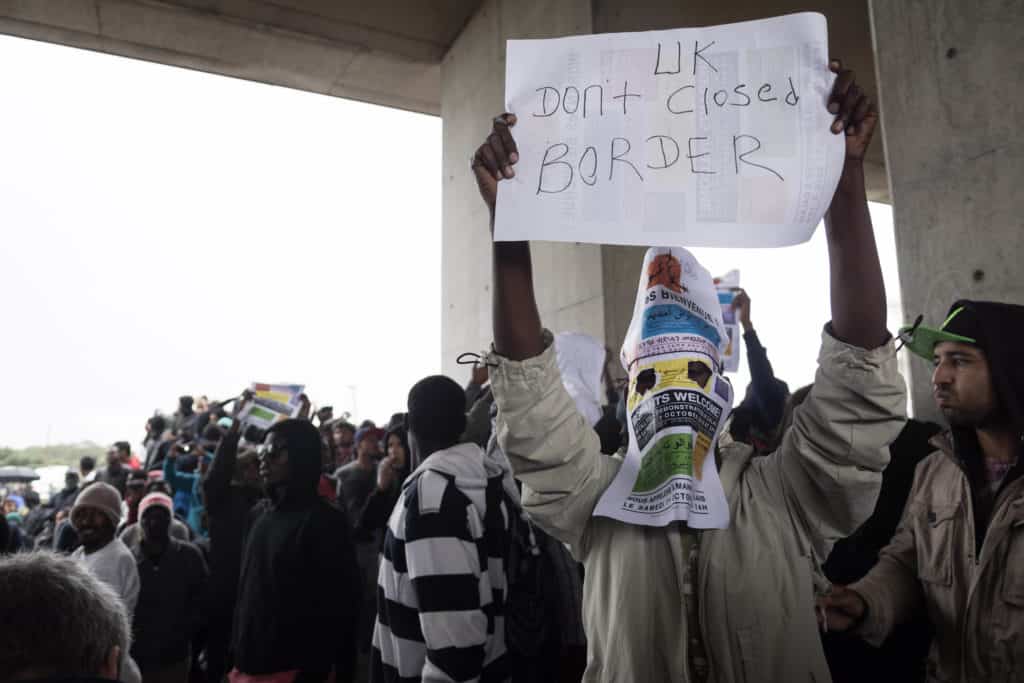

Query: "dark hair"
<box><xmin>149</xmin><ymin>415</ymin><xmax>167</xmax><ymax>434</ymax></box>
<box><xmin>243</xmin><ymin>425</ymin><xmax>266</xmax><ymax>444</ymax></box>
<box><xmin>113</xmin><ymin>442</ymin><xmax>131</xmax><ymax>456</ymax></box>
<box><xmin>330</xmin><ymin>420</ymin><xmax>356</xmax><ymax>436</ymax></box>
<box><xmin>79</xmin><ymin>456</ymin><xmax>96</xmax><ymax>473</ymax></box>
<box><xmin>178</xmin><ymin>396</ymin><xmax>194</xmax><ymax>408</ymax></box>
<box><xmin>385</xmin><ymin>426</ymin><xmax>410</xmax><ymax>457</ymax></box>
<box><xmin>407</xmin><ymin>376</ymin><xmax>467</xmax><ymax>447</ymax></box>
<box><xmin>359</xmin><ymin>419</ymin><xmax>377</xmax><ymax>431</ymax></box>
<box><xmin>201</xmin><ymin>424</ymin><xmax>225</xmax><ymax>443</ymax></box>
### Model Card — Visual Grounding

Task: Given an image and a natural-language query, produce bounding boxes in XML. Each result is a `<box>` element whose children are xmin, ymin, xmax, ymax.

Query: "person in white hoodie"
<box><xmin>371</xmin><ymin>375</ymin><xmax>517</xmax><ymax>683</ymax></box>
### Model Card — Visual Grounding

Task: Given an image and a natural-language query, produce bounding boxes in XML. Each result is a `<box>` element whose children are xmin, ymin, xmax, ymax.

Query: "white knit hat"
<box><xmin>71</xmin><ymin>482</ymin><xmax>123</xmax><ymax>528</ymax></box>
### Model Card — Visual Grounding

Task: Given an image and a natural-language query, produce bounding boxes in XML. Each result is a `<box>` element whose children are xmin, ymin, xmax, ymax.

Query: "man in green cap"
<box><xmin>820</xmin><ymin>299</ymin><xmax>1024</xmax><ymax>682</ymax></box>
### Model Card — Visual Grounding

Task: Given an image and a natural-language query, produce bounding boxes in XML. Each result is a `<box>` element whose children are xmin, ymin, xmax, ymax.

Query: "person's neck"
<box><xmin>357</xmin><ymin>453</ymin><xmax>374</xmax><ymax>470</ymax></box>
<box><xmin>977</xmin><ymin>426</ymin><xmax>1018</xmax><ymax>465</ymax></box>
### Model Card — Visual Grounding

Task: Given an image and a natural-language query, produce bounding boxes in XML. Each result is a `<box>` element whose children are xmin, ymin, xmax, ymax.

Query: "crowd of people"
<box><xmin>2</xmin><ymin>61</ymin><xmax>1022</xmax><ymax>683</ymax></box>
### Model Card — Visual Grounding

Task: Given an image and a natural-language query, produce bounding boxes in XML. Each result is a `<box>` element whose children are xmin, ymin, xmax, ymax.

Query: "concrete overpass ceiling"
<box><xmin>0</xmin><ymin>0</ymin><xmax>885</xmax><ymax>199</ymax></box>
<box><xmin>0</xmin><ymin>0</ymin><xmax>485</xmax><ymax>115</ymax></box>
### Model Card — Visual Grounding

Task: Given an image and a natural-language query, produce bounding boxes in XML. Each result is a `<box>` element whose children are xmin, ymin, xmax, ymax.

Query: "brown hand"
<box><xmin>471</xmin><ymin>363</ymin><xmax>490</xmax><ymax>387</ymax></box>
<box><xmin>377</xmin><ymin>455</ymin><xmax>397</xmax><ymax>492</ymax></box>
<box><xmin>471</xmin><ymin>113</ymin><xmax>519</xmax><ymax>221</ymax></box>
<box><xmin>827</xmin><ymin>60</ymin><xmax>878</xmax><ymax>163</ymax></box>
<box><xmin>731</xmin><ymin>289</ymin><xmax>752</xmax><ymax>332</ymax></box>
<box><xmin>816</xmin><ymin>585</ymin><xmax>867</xmax><ymax>632</ymax></box>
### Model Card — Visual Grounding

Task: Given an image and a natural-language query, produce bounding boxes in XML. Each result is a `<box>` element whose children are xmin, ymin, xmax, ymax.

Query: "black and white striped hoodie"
<box><xmin>371</xmin><ymin>441</ymin><xmax>516</xmax><ymax>683</ymax></box>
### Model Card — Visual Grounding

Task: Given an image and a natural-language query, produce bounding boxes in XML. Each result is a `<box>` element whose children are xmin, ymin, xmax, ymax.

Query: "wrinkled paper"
<box><xmin>594</xmin><ymin>248</ymin><xmax>734</xmax><ymax>528</ymax></box>
<box><xmin>495</xmin><ymin>12</ymin><xmax>842</xmax><ymax>248</ymax></box>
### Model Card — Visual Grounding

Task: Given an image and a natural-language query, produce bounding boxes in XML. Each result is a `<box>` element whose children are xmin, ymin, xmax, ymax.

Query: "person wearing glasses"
<box><xmin>228</xmin><ymin>396</ymin><xmax>361</xmax><ymax>683</ymax></box>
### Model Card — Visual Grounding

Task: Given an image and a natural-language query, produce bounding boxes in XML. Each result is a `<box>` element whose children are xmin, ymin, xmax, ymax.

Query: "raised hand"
<box><xmin>471</xmin><ymin>113</ymin><xmax>519</xmax><ymax>219</ymax></box>
<box><xmin>731</xmin><ymin>289</ymin><xmax>752</xmax><ymax>332</ymax></box>
<box><xmin>828</xmin><ymin>60</ymin><xmax>878</xmax><ymax>163</ymax></box>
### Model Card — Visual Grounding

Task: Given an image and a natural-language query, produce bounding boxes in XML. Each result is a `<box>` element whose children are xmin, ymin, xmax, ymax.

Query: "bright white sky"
<box><xmin>0</xmin><ymin>35</ymin><xmax>441</xmax><ymax>449</ymax></box>
<box><xmin>0</xmin><ymin>35</ymin><xmax>909</xmax><ymax>450</ymax></box>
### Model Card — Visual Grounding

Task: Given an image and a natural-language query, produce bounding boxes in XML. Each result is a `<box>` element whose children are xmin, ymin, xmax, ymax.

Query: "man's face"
<box><xmin>932</xmin><ymin>342</ymin><xmax>1000</xmax><ymax>428</ymax></box>
<box><xmin>65</xmin><ymin>473</ymin><xmax>78</xmax><ymax>490</ymax></box>
<box><xmin>357</xmin><ymin>434</ymin><xmax>379</xmax><ymax>459</ymax></box>
<box><xmin>259</xmin><ymin>433</ymin><xmax>290</xmax><ymax>486</ymax></box>
<box><xmin>125</xmin><ymin>483</ymin><xmax>146</xmax><ymax>507</ymax></box>
<box><xmin>71</xmin><ymin>506</ymin><xmax>114</xmax><ymax>548</ymax></box>
<box><xmin>141</xmin><ymin>506</ymin><xmax>171</xmax><ymax>543</ymax></box>
<box><xmin>333</xmin><ymin>427</ymin><xmax>355</xmax><ymax>464</ymax></box>
<box><xmin>106</xmin><ymin>449</ymin><xmax>120</xmax><ymax>467</ymax></box>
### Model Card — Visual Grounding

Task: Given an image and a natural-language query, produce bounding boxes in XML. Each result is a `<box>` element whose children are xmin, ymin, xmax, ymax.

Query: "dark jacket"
<box><xmin>50</xmin><ymin>486</ymin><xmax>80</xmax><ymax>512</ymax></box>
<box><xmin>728</xmin><ymin>329</ymin><xmax>789</xmax><ymax>449</ymax></box>
<box><xmin>233</xmin><ymin>427</ymin><xmax>361</xmax><ymax>680</ymax></box>
<box><xmin>202</xmin><ymin>432</ymin><xmax>263</xmax><ymax>613</ymax></box>
<box><xmin>130</xmin><ymin>538</ymin><xmax>208</xmax><ymax>671</ymax></box>
<box><xmin>96</xmin><ymin>464</ymin><xmax>128</xmax><ymax>497</ymax></box>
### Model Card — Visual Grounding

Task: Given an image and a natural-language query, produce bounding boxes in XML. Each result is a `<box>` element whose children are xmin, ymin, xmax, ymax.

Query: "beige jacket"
<box><xmin>850</xmin><ymin>436</ymin><xmax>1024</xmax><ymax>682</ymax></box>
<box><xmin>488</xmin><ymin>329</ymin><xmax>906</xmax><ymax>683</ymax></box>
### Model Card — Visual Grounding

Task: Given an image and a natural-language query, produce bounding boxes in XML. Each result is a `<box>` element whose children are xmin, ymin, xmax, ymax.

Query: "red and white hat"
<box><xmin>138</xmin><ymin>492</ymin><xmax>173</xmax><ymax>519</ymax></box>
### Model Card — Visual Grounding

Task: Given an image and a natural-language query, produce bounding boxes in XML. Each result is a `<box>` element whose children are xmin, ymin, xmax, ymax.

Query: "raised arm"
<box><xmin>744</xmin><ymin>61</ymin><xmax>906</xmax><ymax>564</ymax></box>
<box><xmin>472</xmin><ymin>115</ymin><xmax>619</xmax><ymax>553</ymax></box>
<box><xmin>823</xmin><ymin>60</ymin><xmax>887</xmax><ymax>350</ymax></box>
<box><xmin>471</xmin><ymin>114</ymin><xmax>544</xmax><ymax>360</ymax></box>
<box><xmin>203</xmin><ymin>392</ymin><xmax>250</xmax><ymax>512</ymax></box>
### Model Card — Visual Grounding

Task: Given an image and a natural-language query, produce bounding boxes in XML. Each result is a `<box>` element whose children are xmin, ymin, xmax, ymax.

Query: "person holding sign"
<box><xmin>472</xmin><ymin>60</ymin><xmax>906</xmax><ymax>682</ymax></box>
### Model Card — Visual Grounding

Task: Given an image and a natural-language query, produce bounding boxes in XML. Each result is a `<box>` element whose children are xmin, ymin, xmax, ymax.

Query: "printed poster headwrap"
<box><xmin>593</xmin><ymin>247</ymin><xmax>734</xmax><ymax>528</ymax></box>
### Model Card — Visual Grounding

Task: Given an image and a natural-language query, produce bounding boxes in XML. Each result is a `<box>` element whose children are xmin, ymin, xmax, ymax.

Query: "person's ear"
<box><xmin>100</xmin><ymin>645</ymin><xmax>120</xmax><ymax>680</ymax></box>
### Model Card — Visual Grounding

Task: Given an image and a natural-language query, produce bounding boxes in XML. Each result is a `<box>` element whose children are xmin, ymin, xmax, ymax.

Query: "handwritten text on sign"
<box><xmin>493</xmin><ymin>13</ymin><xmax>844</xmax><ymax>248</ymax></box>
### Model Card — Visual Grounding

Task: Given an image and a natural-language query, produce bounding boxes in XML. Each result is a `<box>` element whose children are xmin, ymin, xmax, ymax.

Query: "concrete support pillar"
<box><xmin>440</xmin><ymin>0</ymin><xmax>596</xmax><ymax>379</ymax></box>
<box><xmin>870</xmin><ymin>0</ymin><xmax>1024</xmax><ymax>421</ymax></box>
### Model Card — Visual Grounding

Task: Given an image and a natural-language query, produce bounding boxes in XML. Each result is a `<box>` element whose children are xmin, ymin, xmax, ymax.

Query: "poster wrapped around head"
<box><xmin>714</xmin><ymin>270</ymin><xmax>742</xmax><ymax>374</ymax></box>
<box><xmin>594</xmin><ymin>247</ymin><xmax>734</xmax><ymax>528</ymax></box>
<box><xmin>238</xmin><ymin>382</ymin><xmax>306</xmax><ymax>430</ymax></box>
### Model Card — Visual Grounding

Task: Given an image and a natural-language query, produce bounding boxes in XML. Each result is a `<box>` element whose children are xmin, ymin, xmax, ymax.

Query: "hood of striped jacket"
<box><xmin>404</xmin><ymin>441</ymin><xmax>522</xmax><ymax>518</ymax></box>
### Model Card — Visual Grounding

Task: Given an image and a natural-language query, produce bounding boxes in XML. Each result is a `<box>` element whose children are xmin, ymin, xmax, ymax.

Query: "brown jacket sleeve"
<box><xmin>848</xmin><ymin>463</ymin><xmax>928</xmax><ymax>645</ymax></box>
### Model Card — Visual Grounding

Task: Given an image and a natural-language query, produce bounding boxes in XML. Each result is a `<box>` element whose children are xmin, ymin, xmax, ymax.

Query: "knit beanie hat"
<box><xmin>138</xmin><ymin>492</ymin><xmax>174</xmax><ymax>520</ymax></box>
<box><xmin>71</xmin><ymin>482</ymin><xmax>123</xmax><ymax>528</ymax></box>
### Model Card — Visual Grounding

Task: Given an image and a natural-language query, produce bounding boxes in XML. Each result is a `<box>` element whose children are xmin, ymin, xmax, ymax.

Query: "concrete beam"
<box><xmin>0</xmin><ymin>0</ymin><xmax>482</xmax><ymax>114</ymax></box>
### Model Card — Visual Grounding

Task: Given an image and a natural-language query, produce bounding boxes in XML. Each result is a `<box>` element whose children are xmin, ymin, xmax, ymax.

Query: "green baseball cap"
<box><xmin>898</xmin><ymin>304</ymin><xmax>978</xmax><ymax>360</ymax></box>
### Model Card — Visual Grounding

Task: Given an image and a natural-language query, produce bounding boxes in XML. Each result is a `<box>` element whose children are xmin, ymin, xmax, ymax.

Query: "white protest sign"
<box><xmin>494</xmin><ymin>12</ymin><xmax>843</xmax><ymax>248</ymax></box>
